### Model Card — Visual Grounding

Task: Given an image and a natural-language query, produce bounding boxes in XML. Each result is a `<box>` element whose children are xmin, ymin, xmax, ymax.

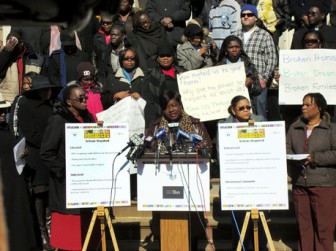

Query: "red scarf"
<box><xmin>161</xmin><ymin>65</ymin><xmax>176</xmax><ymax>79</ymax></box>
<box><xmin>17</xmin><ymin>46</ymin><xmax>27</xmax><ymax>94</ymax></box>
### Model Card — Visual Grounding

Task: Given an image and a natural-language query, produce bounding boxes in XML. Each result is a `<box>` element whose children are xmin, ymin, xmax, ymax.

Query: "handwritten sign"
<box><xmin>177</xmin><ymin>63</ymin><xmax>249</xmax><ymax>122</ymax></box>
<box><xmin>96</xmin><ymin>97</ymin><xmax>146</xmax><ymax>136</ymax></box>
<box><xmin>279</xmin><ymin>49</ymin><xmax>336</xmax><ymax>105</ymax></box>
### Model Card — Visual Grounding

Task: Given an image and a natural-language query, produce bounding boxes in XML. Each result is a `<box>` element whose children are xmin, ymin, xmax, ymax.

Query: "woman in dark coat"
<box><xmin>18</xmin><ymin>75</ymin><xmax>60</xmax><ymax>250</ymax></box>
<box><xmin>40</xmin><ymin>85</ymin><xmax>95</xmax><ymax>250</ymax></box>
<box><xmin>127</xmin><ymin>10</ymin><xmax>169</xmax><ymax>71</ymax></box>
<box><xmin>101</xmin><ymin>47</ymin><xmax>145</xmax><ymax>109</ymax></box>
<box><xmin>142</xmin><ymin>44</ymin><xmax>185</xmax><ymax>128</ymax></box>
<box><xmin>0</xmin><ymin>93</ymin><xmax>36</xmax><ymax>251</ymax></box>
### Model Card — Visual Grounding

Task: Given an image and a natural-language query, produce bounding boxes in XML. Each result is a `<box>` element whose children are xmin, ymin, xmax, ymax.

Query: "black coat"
<box><xmin>0</xmin><ymin>125</ymin><xmax>36</xmax><ymax>251</ymax></box>
<box><xmin>47</xmin><ymin>49</ymin><xmax>89</xmax><ymax>87</ymax></box>
<box><xmin>91</xmin><ymin>31</ymin><xmax>111</xmax><ymax>82</ymax></box>
<box><xmin>18</xmin><ymin>96</ymin><xmax>54</xmax><ymax>186</ymax></box>
<box><xmin>142</xmin><ymin>64</ymin><xmax>183</xmax><ymax>128</ymax></box>
<box><xmin>145</xmin><ymin>0</ymin><xmax>191</xmax><ymax>47</ymax></box>
<box><xmin>101</xmin><ymin>67</ymin><xmax>145</xmax><ymax>109</ymax></box>
<box><xmin>40</xmin><ymin>103</ymin><xmax>95</xmax><ymax>214</ymax></box>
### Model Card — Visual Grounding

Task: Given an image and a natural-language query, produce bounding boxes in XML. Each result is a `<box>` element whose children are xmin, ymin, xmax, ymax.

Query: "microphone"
<box><xmin>175</xmin><ymin>128</ymin><xmax>190</xmax><ymax>144</ymax></box>
<box><xmin>155</xmin><ymin>128</ymin><xmax>167</xmax><ymax>141</ymax></box>
<box><xmin>117</xmin><ymin>133</ymin><xmax>144</xmax><ymax>156</ymax></box>
<box><xmin>168</xmin><ymin>122</ymin><xmax>179</xmax><ymax>135</ymax></box>
<box><xmin>190</xmin><ymin>133</ymin><xmax>203</xmax><ymax>147</ymax></box>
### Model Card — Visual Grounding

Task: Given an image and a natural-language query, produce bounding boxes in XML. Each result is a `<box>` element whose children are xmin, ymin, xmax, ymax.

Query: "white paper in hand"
<box><xmin>13</xmin><ymin>137</ymin><xmax>26</xmax><ymax>175</ymax></box>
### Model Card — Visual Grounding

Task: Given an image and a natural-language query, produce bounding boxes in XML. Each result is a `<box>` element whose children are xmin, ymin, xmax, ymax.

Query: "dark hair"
<box><xmin>24</xmin><ymin>71</ymin><xmax>39</xmax><ymax>79</ymax></box>
<box><xmin>62</xmin><ymin>84</ymin><xmax>83</xmax><ymax>105</ymax></box>
<box><xmin>228</xmin><ymin>95</ymin><xmax>249</xmax><ymax>116</ymax></box>
<box><xmin>218</xmin><ymin>35</ymin><xmax>249</xmax><ymax>63</ymax></box>
<box><xmin>301</xmin><ymin>30</ymin><xmax>326</xmax><ymax>48</ymax></box>
<box><xmin>119</xmin><ymin>47</ymin><xmax>139</xmax><ymax>68</ymax></box>
<box><xmin>307</xmin><ymin>2</ymin><xmax>327</xmax><ymax>15</ymax></box>
<box><xmin>111</xmin><ymin>23</ymin><xmax>126</xmax><ymax>35</ymax></box>
<box><xmin>303</xmin><ymin>93</ymin><xmax>327</xmax><ymax>118</ymax></box>
<box><xmin>132</xmin><ymin>10</ymin><xmax>150</xmax><ymax>30</ymax></box>
<box><xmin>159</xmin><ymin>90</ymin><xmax>183</xmax><ymax>111</ymax></box>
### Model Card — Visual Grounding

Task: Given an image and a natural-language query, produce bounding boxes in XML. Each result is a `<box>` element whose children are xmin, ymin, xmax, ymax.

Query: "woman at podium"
<box><xmin>145</xmin><ymin>89</ymin><xmax>212</xmax><ymax>155</ymax></box>
<box><xmin>144</xmin><ymin>90</ymin><xmax>212</xmax><ymax>249</ymax></box>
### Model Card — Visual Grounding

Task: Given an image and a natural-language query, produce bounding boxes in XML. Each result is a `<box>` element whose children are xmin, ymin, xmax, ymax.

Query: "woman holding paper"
<box><xmin>0</xmin><ymin>93</ymin><xmax>36</xmax><ymax>250</ymax></box>
<box><xmin>286</xmin><ymin>92</ymin><xmax>336</xmax><ymax>251</ymax></box>
<box><xmin>217</xmin><ymin>95</ymin><xmax>267</xmax><ymax>251</ymax></box>
<box><xmin>101</xmin><ymin>48</ymin><xmax>145</xmax><ymax>109</ymax></box>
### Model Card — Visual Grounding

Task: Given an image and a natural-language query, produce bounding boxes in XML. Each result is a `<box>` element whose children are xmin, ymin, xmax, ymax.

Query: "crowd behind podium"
<box><xmin>0</xmin><ymin>0</ymin><xmax>336</xmax><ymax>250</ymax></box>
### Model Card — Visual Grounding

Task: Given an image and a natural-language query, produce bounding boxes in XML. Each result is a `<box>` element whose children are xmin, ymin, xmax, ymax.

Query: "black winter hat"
<box><xmin>23</xmin><ymin>75</ymin><xmax>60</xmax><ymax>94</ymax></box>
<box><xmin>183</xmin><ymin>24</ymin><xmax>203</xmax><ymax>38</ymax></box>
<box><xmin>77</xmin><ymin>62</ymin><xmax>96</xmax><ymax>79</ymax></box>
<box><xmin>157</xmin><ymin>43</ymin><xmax>175</xmax><ymax>57</ymax></box>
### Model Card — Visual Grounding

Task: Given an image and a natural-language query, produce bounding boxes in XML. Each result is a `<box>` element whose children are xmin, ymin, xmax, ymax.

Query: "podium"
<box><xmin>137</xmin><ymin>153</ymin><xmax>210</xmax><ymax>251</ymax></box>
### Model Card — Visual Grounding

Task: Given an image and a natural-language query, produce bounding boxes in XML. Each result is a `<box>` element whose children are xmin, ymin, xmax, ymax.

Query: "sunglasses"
<box><xmin>102</xmin><ymin>21</ymin><xmax>113</xmax><ymax>25</ymax></box>
<box><xmin>241</xmin><ymin>13</ymin><xmax>255</xmax><ymax>18</ymax></box>
<box><xmin>123</xmin><ymin>57</ymin><xmax>135</xmax><ymax>61</ymax></box>
<box><xmin>237</xmin><ymin>105</ymin><xmax>252</xmax><ymax>111</ymax></box>
<box><xmin>307</xmin><ymin>11</ymin><xmax>318</xmax><ymax>17</ymax></box>
<box><xmin>304</xmin><ymin>39</ymin><xmax>319</xmax><ymax>44</ymax></box>
<box><xmin>72</xmin><ymin>96</ymin><xmax>88</xmax><ymax>103</ymax></box>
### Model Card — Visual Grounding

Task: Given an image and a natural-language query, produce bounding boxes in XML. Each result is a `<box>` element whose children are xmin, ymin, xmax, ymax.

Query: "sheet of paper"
<box><xmin>286</xmin><ymin>154</ymin><xmax>309</xmax><ymax>161</ymax></box>
<box><xmin>13</xmin><ymin>137</ymin><xmax>26</xmax><ymax>175</ymax></box>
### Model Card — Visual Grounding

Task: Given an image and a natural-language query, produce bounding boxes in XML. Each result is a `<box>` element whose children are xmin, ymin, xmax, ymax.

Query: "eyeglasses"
<box><xmin>123</xmin><ymin>57</ymin><xmax>135</xmax><ymax>61</ymax></box>
<box><xmin>307</xmin><ymin>11</ymin><xmax>318</xmax><ymax>17</ymax></box>
<box><xmin>304</xmin><ymin>39</ymin><xmax>319</xmax><ymax>44</ymax></box>
<box><xmin>237</xmin><ymin>105</ymin><xmax>252</xmax><ymax>111</ymax></box>
<box><xmin>71</xmin><ymin>96</ymin><xmax>88</xmax><ymax>103</ymax></box>
<box><xmin>102</xmin><ymin>21</ymin><xmax>113</xmax><ymax>25</ymax></box>
<box><xmin>241</xmin><ymin>13</ymin><xmax>255</xmax><ymax>18</ymax></box>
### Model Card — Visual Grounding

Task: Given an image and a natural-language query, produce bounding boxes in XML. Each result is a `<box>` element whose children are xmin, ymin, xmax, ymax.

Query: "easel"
<box><xmin>236</xmin><ymin>209</ymin><xmax>275</xmax><ymax>251</ymax></box>
<box><xmin>82</xmin><ymin>206</ymin><xmax>119</xmax><ymax>251</ymax></box>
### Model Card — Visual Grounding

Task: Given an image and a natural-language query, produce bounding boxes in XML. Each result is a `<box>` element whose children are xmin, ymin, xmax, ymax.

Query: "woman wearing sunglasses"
<box><xmin>301</xmin><ymin>30</ymin><xmax>326</xmax><ymax>49</ymax></box>
<box><xmin>40</xmin><ymin>85</ymin><xmax>95</xmax><ymax>251</ymax></box>
<box><xmin>101</xmin><ymin>47</ymin><xmax>145</xmax><ymax>109</ymax></box>
<box><xmin>217</xmin><ymin>95</ymin><xmax>266</xmax><ymax>251</ymax></box>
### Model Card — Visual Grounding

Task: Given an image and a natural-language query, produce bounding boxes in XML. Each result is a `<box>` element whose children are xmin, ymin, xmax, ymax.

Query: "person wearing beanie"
<box><xmin>177</xmin><ymin>23</ymin><xmax>219</xmax><ymax>71</ymax></box>
<box><xmin>74</xmin><ymin>61</ymin><xmax>103</xmax><ymax>122</ymax></box>
<box><xmin>233</xmin><ymin>4</ymin><xmax>277</xmax><ymax>120</ymax></box>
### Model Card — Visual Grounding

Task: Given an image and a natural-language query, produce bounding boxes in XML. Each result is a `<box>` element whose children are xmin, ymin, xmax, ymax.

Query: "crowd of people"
<box><xmin>0</xmin><ymin>0</ymin><xmax>336</xmax><ymax>250</ymax></box>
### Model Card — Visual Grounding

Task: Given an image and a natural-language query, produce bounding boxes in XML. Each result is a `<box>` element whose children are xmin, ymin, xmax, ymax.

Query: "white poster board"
<box><xmin>218</xmin><ymin>121</ymin><xmax>288</xmax><ymax>210</ymax></box>
<box><xmin>96</xmin><ymin>97</ymin><xmax>146</xmax><ymax>174</ymax></box>
<box><xmin>177</xmin><ymin>63</ymin><xmax>249</xmax><ymax>122</ymax></box>
<box><xmin>279</xmin><ymin>49</ymin><xmax>336</xmax><ymax>105</ymax></box>
<box><xmin>137</xmin><ymin>155</ymin><xmax>210</xmax><ymax>211</ymax></box>
<box><xmin>65</xmin><ymin>123</ymin><xmax>130</xmax><ymax>208</ymax></box>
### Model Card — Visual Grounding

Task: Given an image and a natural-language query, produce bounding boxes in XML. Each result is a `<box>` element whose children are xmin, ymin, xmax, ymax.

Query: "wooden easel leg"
<box><xmin>259</xmin><ymin>212</ymin><xmax>276</xmax><ymax>251</ymax></box>
<box><xmin>251</xmin><ymin>209</ymin><xmax>259</xmax><ymax>251</ymax></box>
<box><xmin>82</xmin><ymin>207</ymin><xmax>119</xmax><ymax>251</ymax></box>
<box><xmin>104</xmin><ymin>208</ymin><xmax>119</xmax><ymax>251</ymax></box>
<box><xmin>97</xmin><ymin>207</ymin><xmax>107</xmax><ymax>251</ymax></box>
<box><xmin>236</xmin><ymin>212</ymin><xmax>251</xmax><ymax>251</ymax></box>
<box><xmin>82</xmin><ymin>210</ymin><xmax>98</xmax><ymax>251</ymax></box>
